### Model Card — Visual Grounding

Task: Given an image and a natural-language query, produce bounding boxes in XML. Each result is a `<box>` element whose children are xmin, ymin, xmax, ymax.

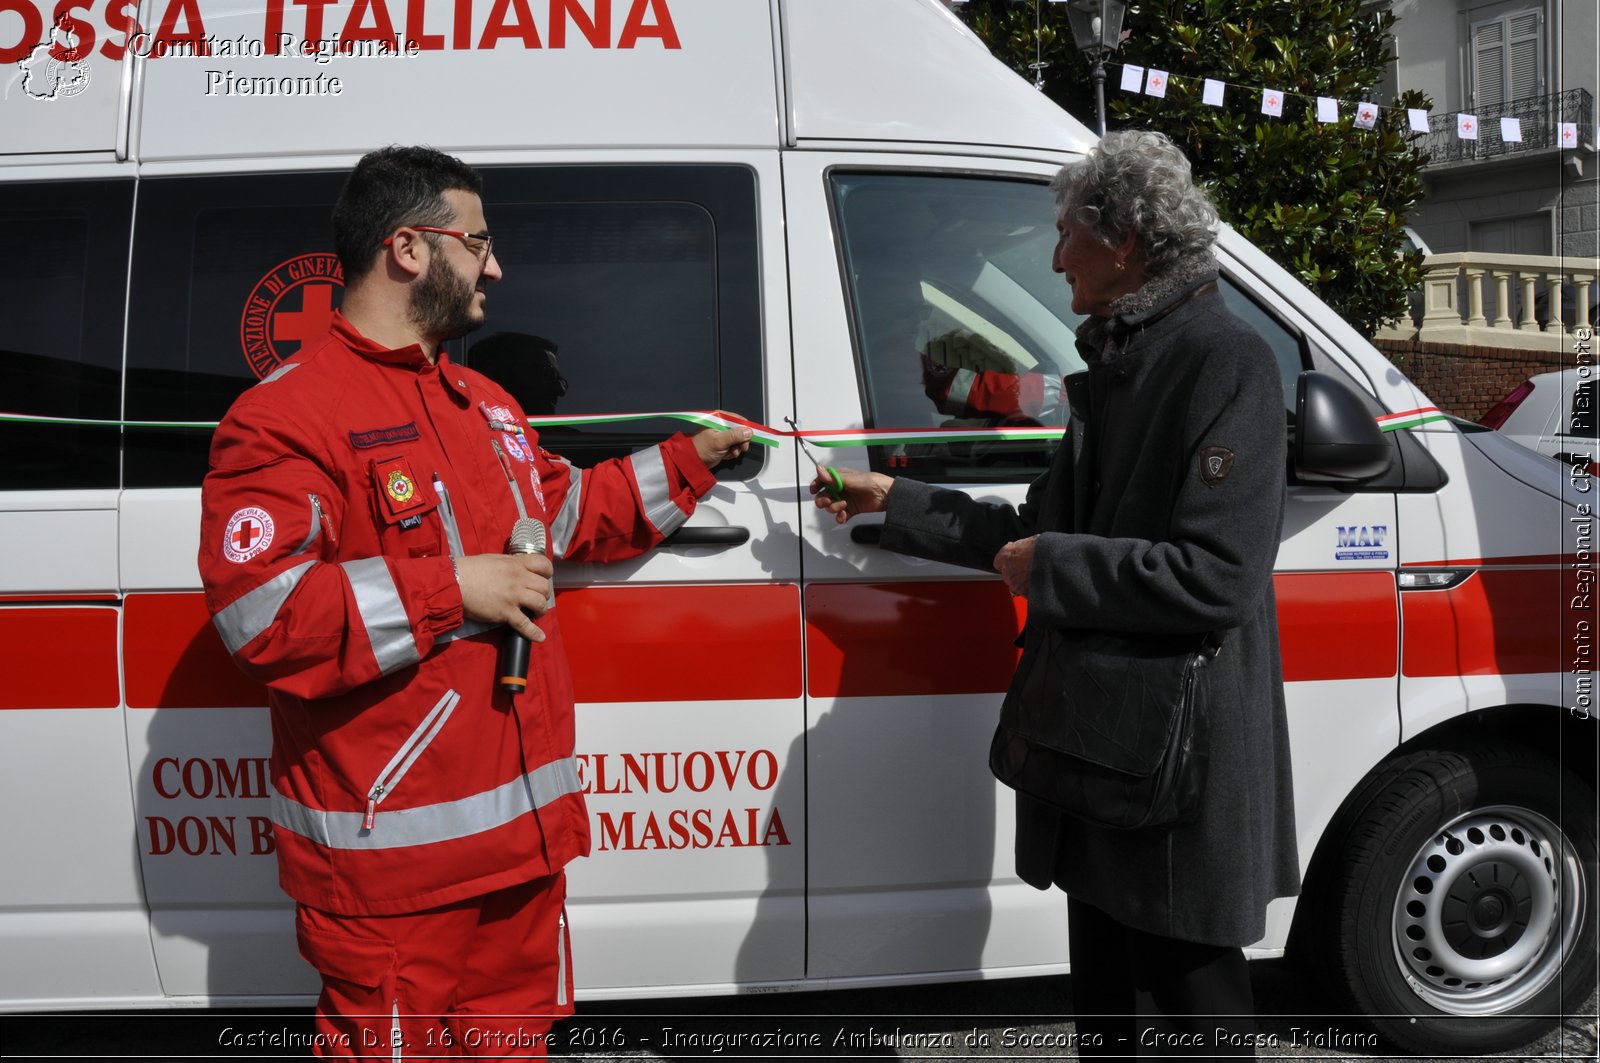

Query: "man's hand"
<box><xmin>693</xmin><ymin>418</ymin><xmax>755</xmax><ymax>467</ymax></box>
<box><xmin>994</xmin><ymin>536</ymin><xmax>1038</xmax><ymax>598</ymax></box>
<box><xmin>810</xmin><ymin>464</ymin><xmax>895</xmax><ymax>524</ymax></box>
<box><xmin>455</xmin><ymin>552</ymin><xmax>554</xmax><ymax>643</ymax></box>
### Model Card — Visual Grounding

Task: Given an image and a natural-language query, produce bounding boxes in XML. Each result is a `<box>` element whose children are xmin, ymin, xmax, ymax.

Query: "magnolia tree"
<box><xmin>957</xmin><ymin>0</ymin><xmax>1431</xmax><ymax>338</ymax></box>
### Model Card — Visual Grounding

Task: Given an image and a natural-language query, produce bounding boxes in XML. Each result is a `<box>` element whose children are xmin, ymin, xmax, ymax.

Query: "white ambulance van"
<box><xmin>1</xmin><ymin>0</ymin><xmax>1594</xmax><ymax>1053</ymax></box>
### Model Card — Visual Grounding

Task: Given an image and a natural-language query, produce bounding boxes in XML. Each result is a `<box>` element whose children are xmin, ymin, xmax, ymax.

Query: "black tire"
<box><xmin>1298</xmin><ymin>742</ymin><xmax>1597</xmax><ymax>1055</ymax></box>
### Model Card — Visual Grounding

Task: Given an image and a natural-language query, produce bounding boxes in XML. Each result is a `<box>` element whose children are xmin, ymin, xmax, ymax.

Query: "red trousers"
<box><xmin>295</xmin><ymin>874</ymin><xmax>574</xmax><ymax>1060</ymax></box>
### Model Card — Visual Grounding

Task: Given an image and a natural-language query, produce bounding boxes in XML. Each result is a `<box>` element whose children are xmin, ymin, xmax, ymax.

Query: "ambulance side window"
<box><xmin>123</xmin><ymin>166</ymin><xmax>760</xmax><ymax>487</ymax></box>
<box><xmin>125</xmin><ymin>172</ymin><xmax>347</xmax><ymax>488</ymax></box>
<box><xmin>830</xmin><ymin>172</ymin><xmax>1080</xmax><ymax>485</ymax></box>
<box><xmin>465</xmin><ymin>165</ymin><xmax>761</xmax><ymax>482</ymax></box>
<box><xmin>0</xmin><ymin>180</ymin><xmax>131</xmax><ymax>491</ymax></box>
<box><xmin>1216</xmin><ymin>276</ymin><xmax>1310</xmax><ymax>415</ymax></box>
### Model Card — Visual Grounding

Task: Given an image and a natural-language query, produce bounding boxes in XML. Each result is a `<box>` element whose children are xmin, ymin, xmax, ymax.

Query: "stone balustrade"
<box><xmin>1377</xmin><ymin>252</ymin><xmax>1597</xmax><ymax>351</ymax></box>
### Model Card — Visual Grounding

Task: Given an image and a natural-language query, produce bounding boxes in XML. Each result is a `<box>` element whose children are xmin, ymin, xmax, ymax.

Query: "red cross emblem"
<box><xmin>1463</xmin><ymin>121</ymin><xmax>1474</xmax><ymax>132</ymax></box>
<box><xmin>232</xmin><ymin>519</ymin><xmax>261</xmax><ymax>552</ymax></box>
<box><xmin>241</xmin><ymin>254</ymin><xmax>345</xmax><ymax>379</ymax></box>
<box><xmin>1564</xmin><ymin>128</ymin><xmax>1575</xmax><ymax>141</ymax></box>
<box><xmin>1361</xmin><ymin>109</ymin><xmax>1374</xmax><ymax>121</ymax></box>
<box><xmin>222</xmin><ymin>506</ymin><xmax>275</xmax><ymax>563</ymax></box>
<box><xmin>1151</xmin><ymin>77</ymin><xmax>1163</xmax><ymax>89</ymax></box>
<box><xmin>274</xmin><ymin>283</ymin><xmax>336</xmax><ymax>351</ymax></box>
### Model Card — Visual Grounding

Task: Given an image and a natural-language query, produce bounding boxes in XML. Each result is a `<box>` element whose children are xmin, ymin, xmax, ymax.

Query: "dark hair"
<box><xmin>332</xmin><ymin>145</ymin><xmax>484</xmax><ymax>283</ymax></box>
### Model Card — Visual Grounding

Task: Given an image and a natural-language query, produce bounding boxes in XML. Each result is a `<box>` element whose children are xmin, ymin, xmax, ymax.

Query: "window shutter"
<box><xmin>1471</xmin><ymin>10</ymin><xmax>1545</xmax><ymax>111</ymax></box>
<box><xmin>1507</xmin><ymin>12</ymin><xmax>1542</xmax><ymax>100</ymax></box>
<box><xmin>1472</xmin><ymin>18</ymin><xmax>1506</xmax><ymax>110</ymax></box>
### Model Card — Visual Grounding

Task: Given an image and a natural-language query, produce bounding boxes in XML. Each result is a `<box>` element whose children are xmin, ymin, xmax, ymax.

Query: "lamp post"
<box><xmin>1064</xmin><ymin>0</ymin><xmax>1126</xmax><ymax>136</ymax></box>
<box><xmin>1028</xmin><ymin>0</ymin><xmax>1047</xmax><ymax>90</ymax></box>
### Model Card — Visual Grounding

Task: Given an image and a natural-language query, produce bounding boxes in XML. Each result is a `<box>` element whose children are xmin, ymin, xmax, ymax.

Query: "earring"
<box><xmin>1114</xmin><ymin>259</ymin><xmax>1126</xmax><ymax>272</ymax></box>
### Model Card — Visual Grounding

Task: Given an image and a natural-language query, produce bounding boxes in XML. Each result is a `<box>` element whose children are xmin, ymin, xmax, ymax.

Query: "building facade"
<box><xmin>1390</xmin><ymin>0</ymin><xmax>1598</xmax><ymax>259</ymax></box>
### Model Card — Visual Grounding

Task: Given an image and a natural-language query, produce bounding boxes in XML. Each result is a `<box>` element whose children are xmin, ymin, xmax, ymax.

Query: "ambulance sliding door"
<box><xmin>474</xmin><ymin>158</ymin><xmax>806</xmax><ymax>994</ymax></box>
<box><xmin>116</xmin><ymin>160</ymin><xmax>805</xmax><ymax>999</ymax></box>
<box><xmin>786</xmin><ymin>155</ymin><xmax>1077</xmax><ymax>980</ymax></box>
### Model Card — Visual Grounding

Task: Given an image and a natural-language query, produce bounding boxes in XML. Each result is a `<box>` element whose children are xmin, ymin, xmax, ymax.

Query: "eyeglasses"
<box><xmin>385</xmin><ymin>226</ymin><xmax>495</xmax><ymax>262</ymax></box>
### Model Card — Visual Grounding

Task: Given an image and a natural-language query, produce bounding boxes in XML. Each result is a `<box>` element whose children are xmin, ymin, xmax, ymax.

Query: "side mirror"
<box><xmin>1293</xmin><ymin>370</ymin><xmax>1394</xmax><ymax>483</ymax></box>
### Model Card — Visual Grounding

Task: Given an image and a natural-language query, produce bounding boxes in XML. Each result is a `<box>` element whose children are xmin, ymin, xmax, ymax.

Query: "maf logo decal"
<box><xmin>1335</xmin><ymin>524</ymin><xmax>1390</xmax><ymax>562</ymax></box>
<box><xmin>240</xmin><ymin>254</ymin><xmax>345</xmax><ymax>379</ymax></box>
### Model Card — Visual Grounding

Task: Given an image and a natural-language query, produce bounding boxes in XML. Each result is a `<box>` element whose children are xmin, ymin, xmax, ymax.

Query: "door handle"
<box><xmin>850</xmin><ymin>525</ymin><xmax>883</xmax><ymax>545</ymax></box>
<box><xmin>662</xmin><ymin>526</ymin><xmax>751</xmax><ymax>547</ymax></box>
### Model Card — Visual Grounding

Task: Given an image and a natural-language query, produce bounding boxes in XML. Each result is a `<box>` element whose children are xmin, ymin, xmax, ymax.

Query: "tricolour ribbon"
<box><xmin>0</xmin><ymin>406</ymin><xmax>1446</xmax><ymax>441</ymax></box>
<box><xmin>1376</xmin><ymin>407</ymin><xmax>1449</xmax><ymax>432</ymax></box>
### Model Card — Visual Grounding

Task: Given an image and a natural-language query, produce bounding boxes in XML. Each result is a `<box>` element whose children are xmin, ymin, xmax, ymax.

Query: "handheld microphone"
<box><xmin>497</xmin><ymin>517</ymin><xmax>548</xmax><ymax>693</ymax></box>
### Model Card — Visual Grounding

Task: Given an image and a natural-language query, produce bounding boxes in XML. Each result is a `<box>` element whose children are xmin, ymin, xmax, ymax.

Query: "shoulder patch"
<box><xmin>1198</xmin><ymin>446</ymin><xmax>1235</xmax><ymax>487</ymax></box>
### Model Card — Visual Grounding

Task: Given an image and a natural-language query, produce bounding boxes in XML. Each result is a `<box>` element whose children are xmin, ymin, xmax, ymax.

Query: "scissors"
<box><xmin>786</xmin><ymin>417</ymin><xmax>845</xmax><ymax>501</ymax></box>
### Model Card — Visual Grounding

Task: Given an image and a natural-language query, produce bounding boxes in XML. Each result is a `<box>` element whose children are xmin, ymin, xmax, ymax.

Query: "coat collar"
<box><xmin>1076</xmin><ymin>252</ymin><xmax>1220</xmax><ymax>361</ymax></box>
<box><xmin>330</xmin><ymin>312</ymin><xmax>472</xmax><ymax>402</ymax></box>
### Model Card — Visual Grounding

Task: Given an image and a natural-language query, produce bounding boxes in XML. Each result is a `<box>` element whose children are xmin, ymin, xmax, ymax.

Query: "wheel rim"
<box><xmin>1390</xmin><ymin>805</ymin><xmax>1587</xmax><ymax>1015</ymax></box>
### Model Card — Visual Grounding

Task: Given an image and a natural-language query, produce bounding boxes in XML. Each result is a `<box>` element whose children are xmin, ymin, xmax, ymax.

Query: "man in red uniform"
<box><xmin>198</xmin><ymin>146</ymin><xmax>751</xmax><ymax>1058</ymax></box>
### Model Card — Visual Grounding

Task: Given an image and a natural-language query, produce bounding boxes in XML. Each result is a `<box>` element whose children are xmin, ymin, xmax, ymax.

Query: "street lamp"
<box><xmin>1064</xmin><ymin>0</ymin><xmax>1126</xmax><ymax>136</ymax></box>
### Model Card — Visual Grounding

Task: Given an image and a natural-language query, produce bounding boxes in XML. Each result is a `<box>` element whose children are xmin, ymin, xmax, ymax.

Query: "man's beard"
<box><xmin>408</xmin><ymin>255</ymin><xmax>482</xmax><ymax>341</ymax></box>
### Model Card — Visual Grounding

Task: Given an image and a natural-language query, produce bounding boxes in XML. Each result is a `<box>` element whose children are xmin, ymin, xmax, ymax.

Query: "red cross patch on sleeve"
<box><xmin>222</xmin><ymin>507</ymin><xmax>275</xmax><ymax>564</ymax></box>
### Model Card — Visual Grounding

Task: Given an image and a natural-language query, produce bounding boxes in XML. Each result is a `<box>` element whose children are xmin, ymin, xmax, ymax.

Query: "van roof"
<box><xmin>4</xmin><ymin>0</ymin><xmax>1093</xmax><ymax>165</ymax></box>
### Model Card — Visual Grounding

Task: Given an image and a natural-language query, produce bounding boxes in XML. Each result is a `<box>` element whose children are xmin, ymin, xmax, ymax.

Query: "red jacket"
<box><xmin>921</xmin><ymin>356</ymin><xmax>1063</xmax><ymax>423</ymax></box>
<box><xmin>199</xmin><ymin>313</ymin><xmax>716</xmax><ymax>916</ymax></box>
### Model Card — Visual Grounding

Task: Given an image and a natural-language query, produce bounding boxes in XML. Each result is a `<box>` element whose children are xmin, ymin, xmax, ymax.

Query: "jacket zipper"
<box><xmin>295</xmin><ymin>494</ymin><xmax>336</xmax><ymax>555</ymax></box>
<box><xmin>363</xmin><ymin>688</ymin><xmax>461</xmax><ymax>830</ymax></box>
<box><xmin>556</xmin><ymin>908</ymin><xmax>569</xmax><ymax>1007</ymax></box>
<box><xmin>313</xmin><ymin>494</ymin><xmax>337</xmax><ymax>547</ymax></box>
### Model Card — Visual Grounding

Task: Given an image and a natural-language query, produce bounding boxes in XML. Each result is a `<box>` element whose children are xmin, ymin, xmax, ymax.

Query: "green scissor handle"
<box><xmin>819</xmin><ymin>464</ymin><xmax>845</xmax><ymax>501</ymax></box>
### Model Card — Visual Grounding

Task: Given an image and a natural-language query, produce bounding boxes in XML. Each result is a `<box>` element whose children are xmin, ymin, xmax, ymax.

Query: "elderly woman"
<box><xmin>813</xmin><ymin>130</ymin><xmax>1298</xmax><ymax>1055</ymax></box>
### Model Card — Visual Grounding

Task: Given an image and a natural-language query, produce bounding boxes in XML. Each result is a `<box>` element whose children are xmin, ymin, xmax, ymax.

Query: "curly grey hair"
<box><xmin>1050</xmin><ymin>130</ymin><xmax>1218</xmax><ymax>277</ymax></box>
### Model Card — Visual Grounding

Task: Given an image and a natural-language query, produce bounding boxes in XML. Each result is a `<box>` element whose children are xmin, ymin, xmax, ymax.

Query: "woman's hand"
<box><xmin>810</xmin><ymin>464</ymin><xmax>894</xmax><ymax>524</ymax></box>
<box><xmin>994</xmin><ymin>535</ymin><xmax>1038</xmax><ymax>598</ymax></box>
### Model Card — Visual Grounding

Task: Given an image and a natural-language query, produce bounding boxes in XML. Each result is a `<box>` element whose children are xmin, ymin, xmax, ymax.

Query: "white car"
<box><xmin>1481</xmin><ymin>368</ymin><xmax>1599</xmax><ymax>471</ymax></box>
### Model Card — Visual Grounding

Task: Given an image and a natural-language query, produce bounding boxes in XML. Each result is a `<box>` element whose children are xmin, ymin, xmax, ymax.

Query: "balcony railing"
<box><xmin>1421</xmin><ymin>88</ymin><xmax>1594</xmax><ymax>165</ymax></box>
<box><xmin>1376</xmin><ymin>252</ymin><xmax>1597</xmax><ymax>351</ymax></box>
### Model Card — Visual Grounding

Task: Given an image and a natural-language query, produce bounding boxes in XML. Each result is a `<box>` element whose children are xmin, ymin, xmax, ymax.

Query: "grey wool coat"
<box><xmin>880</xmin><ymin>265</ymin><xmax>1300</xmax><ymax>947</ymax></box>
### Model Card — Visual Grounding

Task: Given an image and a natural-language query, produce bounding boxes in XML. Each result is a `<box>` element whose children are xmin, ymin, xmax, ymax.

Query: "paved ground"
<box><xmin>4</xmin><ymin>961</ymin><xmax>1594</xmax><ymax>1061</ymax></box>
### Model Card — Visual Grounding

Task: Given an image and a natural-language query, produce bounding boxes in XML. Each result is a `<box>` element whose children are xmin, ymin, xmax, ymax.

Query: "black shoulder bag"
<box><xmin>988</xmin><ymin>626</ymin><xmax>1223</xmax><ymax>830</ymax></box>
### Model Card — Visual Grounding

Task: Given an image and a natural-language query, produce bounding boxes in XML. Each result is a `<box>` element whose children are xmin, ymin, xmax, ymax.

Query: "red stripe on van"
<box><xmin>0</xmin><ymin>607</ymin><xmax>120</xmax><ymax>709</ymax></box>
<box><xmin>124</xmin><ymin>594</ymin><xmax>268</xmax><ymax>709</ymax></box>
<box><xmin>559</xmin><ymin>584</ymin><xmax>804</xmax><ymax>702</ymax></box>
<box><xmin>808</xmin><ymin>574</ymin><xmax>1400</xmax><ymax>697</ymax></box>
<box><xmin>1275</xmin><ymin>572</ymin><xmax>1398</xmax><ymax>682</ymax></box>
<box><xmin>806</xmin><ymin>582</ymin><xmax>1026</xmax><ymax>697</ymax></box>
<box><xmin>1403</xmin><ymin>569</ymin><xmax>1566</xmax><ymax>677</ymax></box>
